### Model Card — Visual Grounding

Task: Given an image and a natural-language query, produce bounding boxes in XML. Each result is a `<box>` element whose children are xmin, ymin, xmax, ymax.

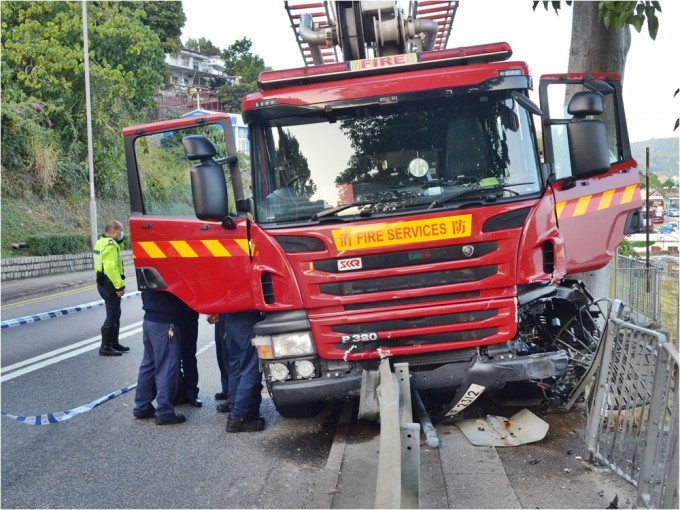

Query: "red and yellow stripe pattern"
<box><xmin>555</xmin><ymin>184</ymin><xmax>640</xmax><ymax>221</ymax></box>
<box><xmin>133</xmin><ymin>239</ymin><xmax>250</xmax><ymax>259</ymax></box>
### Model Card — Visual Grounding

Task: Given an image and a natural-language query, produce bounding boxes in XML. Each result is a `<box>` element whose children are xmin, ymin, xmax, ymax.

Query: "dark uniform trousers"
<box><xmin>178</xmin><ymin>308</ymin><xmax>200</xmax><ymax>400</ymax></box>
<box><xmin>134</xmin><ymin>321</ymin><xmax>181</xmax><ymax>420</ymax></box>
<box><xmin>226</xmin><ymin>311</ymin><xmax>263</xmax><ymax>419</ymax></box>
<box><xmin>97</xmin><ymin>279</ymin><xmax>121</xmax><ymax>329</ymax></box>
<box><xmin>215</xmin><ymin>314</ymin><xmax>229</xmax><ymax>395</ymax></box>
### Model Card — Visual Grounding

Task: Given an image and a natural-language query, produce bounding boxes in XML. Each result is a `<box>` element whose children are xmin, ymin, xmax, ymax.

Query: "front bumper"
<box><xmin>268</xmin><ymin>349</ymin><xmax>568</xmax><ymax>405</ymax></box>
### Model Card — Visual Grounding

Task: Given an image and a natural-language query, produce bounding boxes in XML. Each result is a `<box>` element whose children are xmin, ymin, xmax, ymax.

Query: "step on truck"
<box><xmin>123</xmin><ymin>1</ymin><xmax>642</xmax><ymax>419</ymax></box>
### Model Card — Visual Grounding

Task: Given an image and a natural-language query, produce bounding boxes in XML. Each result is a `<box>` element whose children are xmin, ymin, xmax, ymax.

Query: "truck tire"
<box><xmin>273</xmin><ymin>399</ymin><xmax>325</xmax><ymax>419</ymax></box>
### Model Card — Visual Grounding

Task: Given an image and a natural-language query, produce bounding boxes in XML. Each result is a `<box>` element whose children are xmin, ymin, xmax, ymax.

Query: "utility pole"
<box><xmin>82</xmin><ymin>0</ymin><xmax>98</xmax><ymax>248</ymax></box>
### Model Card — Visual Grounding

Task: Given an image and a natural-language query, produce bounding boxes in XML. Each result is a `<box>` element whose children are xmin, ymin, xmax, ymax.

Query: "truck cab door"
<box><xmin>539</xmin><ymin>73</ymin><xmax>641</xmax><ymax>274</ymax></box>
<box><xmin>124</xmin><ymin>114</ymin><xmax>255</xmax><ymax>314</ymax></box>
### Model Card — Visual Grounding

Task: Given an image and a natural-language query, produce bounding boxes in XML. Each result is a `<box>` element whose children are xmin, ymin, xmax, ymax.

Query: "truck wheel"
<box><xmin>273</xmin><ymin>400</ymin><xmax>325</xmax><ymax>419</ymax></box>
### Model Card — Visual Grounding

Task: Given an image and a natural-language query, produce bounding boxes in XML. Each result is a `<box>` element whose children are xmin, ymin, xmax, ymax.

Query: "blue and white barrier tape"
<box><xmin>1</xmin><ymin>291</ymin><xmax>141</xmax><ymax>329</ymax></box>
<box><xmin>1</xmin><ymin>383</ymin><xmax>137</xmax><ymax>425</ymax></box>
<box><xmin>2</xmin><ymin>340</ymin><xmax>216</xmax><ymax>426</ymax></box>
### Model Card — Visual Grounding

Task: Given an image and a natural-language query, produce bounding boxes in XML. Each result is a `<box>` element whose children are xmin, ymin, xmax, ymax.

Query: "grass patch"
<box><xmin>1</xmin><ymin>194</ymin><xmax>132</xmax><ymax>258</ymax></box>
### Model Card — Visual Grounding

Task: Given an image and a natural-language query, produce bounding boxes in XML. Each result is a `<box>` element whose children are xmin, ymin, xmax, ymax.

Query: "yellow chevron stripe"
<box><xmin>234</xmin><ymin>239</ymin><xmax>251</xmax><ymax>254</ymax></box>
<box><xmin>138</xmin><ymin>241</ymin><xmax>166</xmax><ymax>259</ymax></box>
<box><xmin>573</xmin><ymin>195</ymin><xmax>591</xmax><ymax>217</ymax></box>
<box><xmin>555</xmin><ymin>201</ymin><xmax>566</xmax><ymax>220</ymax></box>
<box><xmin>621</xmin><ymin>184</ymin><xmax>637</xmax><ymax>204</ymax></box>
<box><xmin>202</xmin><ymin>240</ymin><xmax>231</xmax><ymax>257</ymax></box>
<box><xmin>598</xmin><ymin>189</ymin><xmax>614</xmax><ymax>210</ymax></box>
<box><xmin>169</xmin><ymin>240</ymin><xmax>198</xmax><ymax>258</ymax></box>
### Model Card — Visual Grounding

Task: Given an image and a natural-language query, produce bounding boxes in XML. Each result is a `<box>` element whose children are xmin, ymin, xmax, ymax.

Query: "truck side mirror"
<box><xmin>566</xmin><ymin>91</ymin><xmax>610</xmax><ymax>179</ymax></box>
<box><xmin>182</xmin><ymin>136</ymin><xmax>229</xmax><ymax>221</ymax></box>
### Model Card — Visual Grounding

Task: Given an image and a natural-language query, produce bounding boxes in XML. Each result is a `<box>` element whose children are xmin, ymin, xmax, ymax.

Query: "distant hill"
<box><xmin>630</xmin><ymin>137</ymin><xmax>679</xmax><ymax>182</ymax></box>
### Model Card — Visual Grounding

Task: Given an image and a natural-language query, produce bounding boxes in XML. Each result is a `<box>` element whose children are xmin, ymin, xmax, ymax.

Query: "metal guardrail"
<box><xmin>586</xmin><ymin>314</ymin><xmax>679</xmax><ymax>509</ymax></box>
<box><xmin>374</xmin><ymin>360</ymin><xmax>420</xmax><ymax>509</ymax></box>
<box><xmin>612</xmin><ymin>254</ymin><xmax>662</xmax><ymax>324</ymax></box>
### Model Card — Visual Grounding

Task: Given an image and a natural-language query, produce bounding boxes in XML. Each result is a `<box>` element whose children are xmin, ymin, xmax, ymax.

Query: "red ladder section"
<box><xmin>284</xmin><ymin>1</ymin><xmax>340</xmax><ymax>66</ymax></box>
<box><xmin>409</xmin><ymin>1</ymin><xmax>458</xmax><ymax>51</ymax></box>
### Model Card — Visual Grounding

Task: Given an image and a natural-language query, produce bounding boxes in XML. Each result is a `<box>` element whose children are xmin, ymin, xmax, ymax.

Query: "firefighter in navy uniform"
<box><xmin>93</xmin><ymin>220</ymin><xmax>129</xmax><ymax>356</ymax></box>
<box><xmin>133</xmin><ymin>290</ymin><xmax>189</xmax><ymax>425</ymax></box>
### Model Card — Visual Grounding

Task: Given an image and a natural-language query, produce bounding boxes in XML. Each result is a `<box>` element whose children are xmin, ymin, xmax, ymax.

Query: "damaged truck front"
<box><xmin>124</xmin><ymin>41</ymin><xmax>641</xmax><ymax>419</ymax></box>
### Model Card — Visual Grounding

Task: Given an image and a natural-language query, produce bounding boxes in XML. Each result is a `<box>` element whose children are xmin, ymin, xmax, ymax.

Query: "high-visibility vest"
<box><xmin>93</xmin><ymin>236</ymin><xmax>124</xmax><ymax>290</ymax></box>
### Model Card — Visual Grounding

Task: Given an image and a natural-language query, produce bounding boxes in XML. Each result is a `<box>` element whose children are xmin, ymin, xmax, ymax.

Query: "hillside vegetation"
<box><xmin>631</xmin><ymin>137</ymin><xmax>679</xmax><ymax>181</ymax></box>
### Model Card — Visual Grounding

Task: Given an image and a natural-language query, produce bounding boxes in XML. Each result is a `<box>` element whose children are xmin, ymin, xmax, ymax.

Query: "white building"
<box><xmin>165</xmin><ymin>49</ymin><xmax>240</xmax><ymax>90</ymax></box>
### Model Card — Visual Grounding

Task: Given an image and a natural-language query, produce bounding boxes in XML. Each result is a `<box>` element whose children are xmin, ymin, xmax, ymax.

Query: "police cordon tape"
<box><xmin>1</xmin><ymin>385</ymin><xmax>137</xmax><ymax>425</ymax></box>
<box><xmin>1</xmin><ymin>340</ymin><xmax>216</xmax><ymax>425</ymax></box>
<box><xmin>0</xmin><ymin>291</ymin><xmax>142</xmax><ymax>329</ymax></box>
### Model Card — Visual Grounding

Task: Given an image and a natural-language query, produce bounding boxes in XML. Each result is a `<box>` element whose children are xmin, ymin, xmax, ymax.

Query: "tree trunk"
<box><xmin>566</xmin><ymin>2</ymin><xmax>631</xmax><ymax>300</ymax></box>
<box><xmin>568</xmin><ymin>1</ymin><xmax>631</xmax><ymax>82</ymax></box>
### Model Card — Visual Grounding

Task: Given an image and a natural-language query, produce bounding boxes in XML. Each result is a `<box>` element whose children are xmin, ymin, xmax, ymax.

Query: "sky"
<box><xmin>181</xmin><ymin>0</ymin><xmax>680</xmax><ymax>144</ymax></box>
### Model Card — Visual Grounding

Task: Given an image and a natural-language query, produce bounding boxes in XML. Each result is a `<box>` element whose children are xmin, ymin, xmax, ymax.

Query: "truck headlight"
<box><xmin>252</xmin><ymin>331</ymin><xmax>314</xmax><ymax>359</ymax></box>
<box><xmin>272</xmin><ymin>331</ymin><xmax>314</xmax><ymax>357</ymax></box>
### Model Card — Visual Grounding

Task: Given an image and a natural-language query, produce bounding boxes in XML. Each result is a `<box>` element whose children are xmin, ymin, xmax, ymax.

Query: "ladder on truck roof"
<box><xmin>409</xmin><ymin>1</ymin><xmax>458</xmax><ymax>52</ymax></box>
<box><xmin>285</xmin><ymin>0</ymin><xmax>458</xmax><ymax>66</ymax></box>
<box><xmin>284</xmin><ymin>1</ymin><xmax>341</xmax><ymax>66</ymax></box>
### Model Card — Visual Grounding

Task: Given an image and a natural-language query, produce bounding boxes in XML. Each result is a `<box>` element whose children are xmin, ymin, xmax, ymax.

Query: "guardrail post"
<box><xmin>375</xmin><ymin>359</ymin><xmax>420</xmax><ymax>509</ymax></box>
<box><xmin>375</xmin><ymin>359</ymin><xmax>402</xmax><ymax>509</ymax></box>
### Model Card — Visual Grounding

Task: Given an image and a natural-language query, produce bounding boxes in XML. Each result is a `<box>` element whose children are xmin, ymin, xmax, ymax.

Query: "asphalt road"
<box><xmin>1</xmin><ymin>286</ymin><xmax>338</xmax><ymax>508</ymax></box>
<box><xmin>1</xmin><ymin>276</ymin><xmax>640</xmax><ymax>508</ymax></box>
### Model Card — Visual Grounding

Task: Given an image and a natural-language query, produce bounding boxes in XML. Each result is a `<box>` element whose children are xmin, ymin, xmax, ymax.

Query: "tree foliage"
<box><xmin>1</xmin><ymin>1</ymin><xmax>172</xmax><ymax>198</ymax></box>
<box><xmin>598</xmin><ymin>1</ymin><xmax>661</xmax><ymax>39</ymax></box>
<box><xmin>134</xmin><ymin>1</ymin><xmax>186</xmax><ymax>54</ymax></box>
<box><xmin>222</xmin><ymin>37</ymin><xmax>268</xmax><ymax>84</ymax></box>
<box><xmin>185</xmin><ymin>37</ymin><xmax>221</xmax><ymax>56</ymax></box>
<box><xmin>216</xmin><ymin>38</ymin><xmax>269</xmax><ymax>113</ymax></box>
<box><xmin>533</xmin><ymin>0</ymin><xmax>661</xmax><ymax>37</ymax></box>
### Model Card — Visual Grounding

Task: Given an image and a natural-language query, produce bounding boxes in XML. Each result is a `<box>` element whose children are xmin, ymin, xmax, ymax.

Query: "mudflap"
<box><xmin>433</xmin><ymin>360</ymin><xmax>510</xmax><ymax>422</ymax></box>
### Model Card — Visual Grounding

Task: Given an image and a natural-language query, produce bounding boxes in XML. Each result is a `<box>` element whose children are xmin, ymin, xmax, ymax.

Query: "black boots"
<box><xmin>110</xmin><ymin>322</ymin><xmax>130</xmax><ymax>352</ymax></box>
<box><xmin>99</xmin><ymin>326</ymin><xmax>122</xmax><ymax>356</ymax></box>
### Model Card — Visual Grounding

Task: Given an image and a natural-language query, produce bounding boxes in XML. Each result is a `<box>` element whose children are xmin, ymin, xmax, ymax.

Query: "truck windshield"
<box><xmin>252</xmin><ymin>93</ymin><xmax>541</xmax><ymax>224</ymax></box>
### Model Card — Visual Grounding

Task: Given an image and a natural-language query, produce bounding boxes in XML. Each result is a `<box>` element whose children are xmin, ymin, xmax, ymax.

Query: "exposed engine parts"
<box><xmin>516</xmin><ymin>279</ymin><xmax>608</xmax><ymax>409</ymax></box>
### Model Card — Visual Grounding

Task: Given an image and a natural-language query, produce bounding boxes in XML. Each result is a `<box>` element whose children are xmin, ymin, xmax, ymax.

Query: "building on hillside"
<box><xmin>165</xmin><ymin>49</ymin><xmax>240</xmax><ymax>90</ymax></box>
<box><xmin>156</xmin><ymin>49</ymin><xmax>242</xmax><ymax>117</ymax></box>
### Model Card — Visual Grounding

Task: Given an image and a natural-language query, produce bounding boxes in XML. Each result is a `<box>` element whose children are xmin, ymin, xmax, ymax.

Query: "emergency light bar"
<box><xmin>257</xmin><ymin>42</ymin><xmax>513</xmax><ymax>90</ymax></box>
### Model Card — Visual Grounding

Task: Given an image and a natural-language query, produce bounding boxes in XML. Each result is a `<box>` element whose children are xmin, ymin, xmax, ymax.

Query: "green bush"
<box><xmin>25</xmin><ymin>234</ymin><xmax>90</xmax><ymax>256</ymax></box>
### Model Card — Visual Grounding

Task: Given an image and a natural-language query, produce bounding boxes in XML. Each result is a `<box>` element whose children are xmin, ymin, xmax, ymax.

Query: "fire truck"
<box><xmin>124</xmin><ymin>1</ymin><xmax>642</xmax><ymax>419</ymax></box>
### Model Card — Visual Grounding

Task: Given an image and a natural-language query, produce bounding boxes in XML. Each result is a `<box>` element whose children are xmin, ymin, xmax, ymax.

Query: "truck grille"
<box><xmin>319</xmin><ymin>265</ymin><xmax>497</xmax><ymax>296</ymax></box>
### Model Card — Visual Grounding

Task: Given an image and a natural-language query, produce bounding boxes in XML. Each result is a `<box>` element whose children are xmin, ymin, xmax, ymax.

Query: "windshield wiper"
<box><xmin>311</xmin><ymin>196</ymin><xmax>406</xmax><ymax>221</ymax></box>
<box><xmin>427</xmin><ymin>182</ymin><xmax>536</xmax><ymax>209</ymax></box>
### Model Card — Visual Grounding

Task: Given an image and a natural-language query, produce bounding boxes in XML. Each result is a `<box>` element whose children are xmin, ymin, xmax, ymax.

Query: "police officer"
<box><xmin>133</xmin><ymin>290</ymin><xmax>188</xmax><ymax>425</ymax></box>
<box><xmin>225</xmin><ymin>311</ymin><xmax>265</xmax><ymax>433</ymax></box>
<box><xmin>93</xmin><ymin>220</ymin><xmax>128</xmax><ymax>356</ymax></box>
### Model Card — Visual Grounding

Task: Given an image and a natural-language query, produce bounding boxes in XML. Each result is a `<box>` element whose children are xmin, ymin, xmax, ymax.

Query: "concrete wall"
<box><xmin>1</xmin><ymin>250</ymin><xmax>134</xmax><ymax>282</ymax></box>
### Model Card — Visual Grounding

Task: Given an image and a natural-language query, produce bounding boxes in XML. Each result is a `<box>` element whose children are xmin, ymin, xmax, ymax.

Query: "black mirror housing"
<box><xmin>190</xmin><ymin>163</ymin><xmax>229</xmax><ymax>221</ymax></box>
<box><xmin>566</xmin><ymin>91</ymin><xmax>610</xmax><ymax>179</ymax></box>
<box><xmin>183</xmin><ymin>135</ymin><xmax>217</xmax><ymax>161</ymax></box>
<box><xmin>183</xmin><ymin>135</ymin><xmax>229</xmax><ymax>221</ymax></box>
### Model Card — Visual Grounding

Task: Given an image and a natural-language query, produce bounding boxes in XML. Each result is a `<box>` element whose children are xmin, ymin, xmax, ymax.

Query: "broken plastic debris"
<box><xmin>456</xmin><ymin>408</ymin><xmax>549</xmax><ymax>447</ymax></box>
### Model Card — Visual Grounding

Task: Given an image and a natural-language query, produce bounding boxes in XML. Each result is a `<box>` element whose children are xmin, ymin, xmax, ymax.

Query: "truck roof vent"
<box><xmin>261</xmin><ymin>273</ymin><xmax>275</xmax><ymax>304</ymax></box>
<box><xmin>542</xmin><ymin>242</ymin><xmax>555</xmax><ymax>274</ymax></box>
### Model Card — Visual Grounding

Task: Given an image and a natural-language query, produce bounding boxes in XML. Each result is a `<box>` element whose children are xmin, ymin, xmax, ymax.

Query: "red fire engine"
<box><xmin>123</xmin><ymin>1</ymin><xmax>641</xmax><ymax>418</ymax></box>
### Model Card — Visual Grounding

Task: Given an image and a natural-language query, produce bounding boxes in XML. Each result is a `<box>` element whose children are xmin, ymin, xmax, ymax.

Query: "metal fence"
<box><xmin>586</xmin><ymin>314</ymin><xmax>678</xmax><ymax>509</ymax></box>
<box><xmin>612</xmin><ymin>255</ymin><xmax>662</xmax><ymax>324</ymax></box>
